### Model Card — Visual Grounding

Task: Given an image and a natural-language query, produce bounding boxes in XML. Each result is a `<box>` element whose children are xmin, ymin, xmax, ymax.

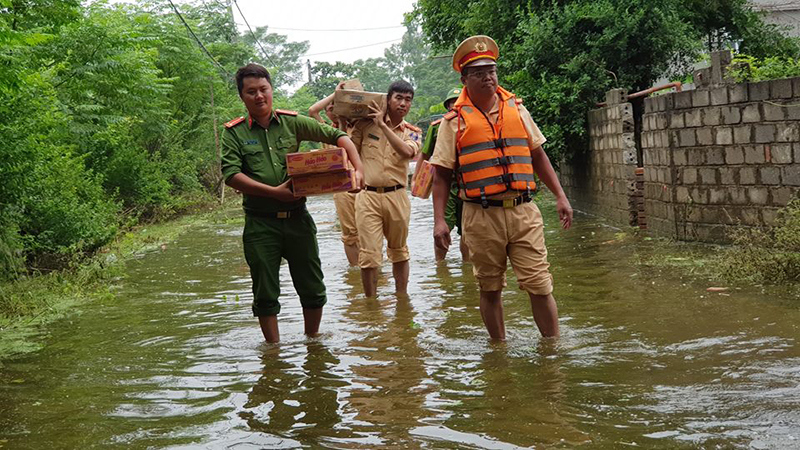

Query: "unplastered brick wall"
<box><xmin>642</xmin><ymin>77</ymin><xmax>800</xmax><ymax>242</ymax></box>
<box><xmin>560</xmin><ymin>99</ymin><xmax>639</xmax><ymax>226</ymax></box>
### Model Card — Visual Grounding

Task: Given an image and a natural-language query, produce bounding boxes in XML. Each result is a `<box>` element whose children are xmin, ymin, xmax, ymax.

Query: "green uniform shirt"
<box><xmin>221</xmin><ymin>112</ymin><xmax>347</xmax><ymax>214</ymax></box>
<box><xmin>421</xmin><ymin>121</ymin><xmax>441</xmax><ymax>157</ymax></box>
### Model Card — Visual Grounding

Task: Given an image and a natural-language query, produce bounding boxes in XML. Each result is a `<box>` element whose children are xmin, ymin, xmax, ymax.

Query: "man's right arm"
<box><xmin>430</xmin><ymin>120</ymin><xmax>457</xmax><ymax>251</ymax></box>
<box><xmin>221</xmin><ymin>128</ymin><xmax>296</xmax><ymax>202</ymax></box>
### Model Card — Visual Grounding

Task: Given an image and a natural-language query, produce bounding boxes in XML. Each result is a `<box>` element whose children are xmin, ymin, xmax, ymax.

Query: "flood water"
<box><xmin>2</xmin><ymin>194</ymin><xmax>800</xmax><ymax>449</ymax></box>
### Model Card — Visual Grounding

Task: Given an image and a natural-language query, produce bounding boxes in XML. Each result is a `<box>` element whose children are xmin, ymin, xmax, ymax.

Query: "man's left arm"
<box><xmin>294</xmin><ymin>114</ymin><xmax>365</xmax><ymax>190</ymax></box>
<box><xmin>521</xmin><ymin>106</ymin><xmax>573</xmax><ymax>229</ymax></box>
<box><xmin>382</xmin><ymin>123</ymin><xmax>418</xmax><ymax>159</ymax></box>
<box><xmin>530</xmin><ymin>145</ymin><xmax>572</xmax><ymax>229</ymax></box>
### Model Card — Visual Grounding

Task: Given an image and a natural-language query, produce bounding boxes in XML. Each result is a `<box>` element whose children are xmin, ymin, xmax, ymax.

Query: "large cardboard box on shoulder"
<box><xmin>292</xmin><ymin>170</ymin><xmax>356</xmax><ymax>197</ymax></box>
<box><xmin>341</xmin><ymin>78</ymin><xmax>364</xmax><ymax>91</ymax></box>
<box><xmin>286</xmin><ymin>147</ymin><xmax>349</xmax><ymax>176</ymax></box>
<box><xmin>333</xmin><ymin>89</ymin><xmax>386</xmax><ymax>120</ymax></box>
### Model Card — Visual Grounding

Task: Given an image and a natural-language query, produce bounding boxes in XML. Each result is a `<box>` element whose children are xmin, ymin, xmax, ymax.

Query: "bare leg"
<box><xmin>479</xmin><ymin>290</ymin><xmax>505</xmax><ymax>340</ymax></box>
<box><xmin>344</xmin><ymin>243</ymin><xmax>359</xmax><ymax>266</ymax></box>
<box><xmin>258</xmin><ymin>315</ymin><xmax>279</xmax><ymax>343</ymax></box>
<box><xmin>361</xmin><ymin>267</ymin><xmax>378</xmax><ymax>297</ymax></box>
<box><xmin>434</xmin><ymin>244</ymin><xmax>447</xmax><ymax>262</ymax></box>
<box><xmin>459</xmin><ymin>237</ymin><xmax>470</xmax><ymax>262</ymax></box>
<box><xmin>302</xmin><ymin>307</ymin><xmax>323</xmax><ymax>337</ymax></box>
<box><xmin>529</xmin><ymin>293</ymin><xmax>559</xmax><ymax>338</ymax></box>
<box><xmin>393</xmin><ymin>260</ymin><xmax>409</xmax><ymax>294</ymax></box>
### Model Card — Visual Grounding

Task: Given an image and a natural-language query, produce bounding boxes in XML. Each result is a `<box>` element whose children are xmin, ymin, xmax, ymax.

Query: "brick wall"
<box><xmin>560</xmin><ymin>51</ymin><xmax>800</xmax><ymax>242</ymax></box>
<box><xmin>642</xmin><ymin>77</ymin><xmax>800</xmax><ymax>241</ymax></box>
<box><xmin>560</xmin><ymin>92</ymin><xmax>640</xmax><ymax>227</ymax></box>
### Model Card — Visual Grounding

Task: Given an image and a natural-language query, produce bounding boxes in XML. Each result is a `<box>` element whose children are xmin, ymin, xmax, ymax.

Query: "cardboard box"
<box><xmin>286</xmin><ymin>147</ymin><xmax>349</xmax><ymax>176</ymax></box>
<box><xmin>411</xmin><ymin>160</ymin><xmax>435</xmax><ymax>199</ymax></box>
<box><xmin>333</xmin><ymin>89</ymin><xmax>386</xmax><ymax>120</ymax></box>
<box><xmin>292</xmin><ymin>170</ymin><xmax>356</xmax><ymax>196</ymax></box>
<box><xmin>341</xmin><ymin>78</ymin><xmax>364</xmax><ymax>91</ymax></box>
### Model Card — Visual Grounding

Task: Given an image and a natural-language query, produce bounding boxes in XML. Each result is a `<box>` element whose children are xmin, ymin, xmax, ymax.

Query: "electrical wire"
<box><xmin>269</xmin><ymin>25</ymin><xmax>404</xmax><ymax>32</ymax></box>
<box><xmin>231</xmin><ymin>0</ymin><xmax>279</xmax><ymax>68</ymax></box>
<box><xmin>303</xmin><ymin>38</ymin><xmax>402</xmax><ymax>57</ymax></box>
<box><xmin>167</xmin><ymin>0</ymin><xmax>230</xmax><ymax>78</ymax></box>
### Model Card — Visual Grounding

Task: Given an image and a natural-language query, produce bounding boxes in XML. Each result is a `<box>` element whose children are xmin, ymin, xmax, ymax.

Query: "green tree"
<box><xmin>415</xmin><ymin>0</ymin><xmax>799</xmax><ymax>163</ymax></box>
<box><xmin>306</xmin><ymin>18</ymin><xmax>459</xmax><ymax>124</ymax></box>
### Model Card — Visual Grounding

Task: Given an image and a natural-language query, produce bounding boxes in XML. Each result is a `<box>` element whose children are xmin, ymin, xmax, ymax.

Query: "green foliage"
<box><xmin>415</xmin><ymin>0</ymin><xmax>799</xmax><ymax>163</ymax></box>
<box><xmin>717</xmin><ymin>199</ymin><xmax>800</xmax><ymax>284</ymax></box>
<box><xmin>727</xmin><ymin>54</ymin><xmax>800</xmax><ymax>82</ymax></box>
<box><xmin>306</xmin><ymin>19</ymin><xmax>460</xmax><ymax>124</ymax></box>
<box><xmin>0</xmin><ymin>0</ymin><xmax>309</xmax><ymax>278</ymax></box>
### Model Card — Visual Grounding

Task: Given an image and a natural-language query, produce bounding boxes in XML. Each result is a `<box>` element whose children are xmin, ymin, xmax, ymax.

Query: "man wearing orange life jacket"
<box><xmin>431</xmin><ymin>35</ymin><xmax>573</xmax><ymax>340</ymax></box>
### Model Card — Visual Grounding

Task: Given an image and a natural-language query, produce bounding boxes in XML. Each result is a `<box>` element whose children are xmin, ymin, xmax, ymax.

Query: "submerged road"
<box><xmin>2</xmin><ymin>194</ymin><xmax>800</xmax><ymax>448</ymax></box>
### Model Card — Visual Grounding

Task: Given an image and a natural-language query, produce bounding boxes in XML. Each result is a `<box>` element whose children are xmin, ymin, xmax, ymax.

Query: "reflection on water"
<box><xmin>2</xmin><ymin>195</ymin><xmax>800</xmax><ymax>448</ymax></box>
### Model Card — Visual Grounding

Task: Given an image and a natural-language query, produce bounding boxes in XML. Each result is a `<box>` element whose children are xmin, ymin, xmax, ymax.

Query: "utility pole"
<box><xmin>210</xmin><ymin>82</ymin><xmax>224</xmax><ymax>204</ymax></box>
<box><xmin>307</xmin><ymin>59</ymin><xmax>313</xmax><ymax>83</ymax></box>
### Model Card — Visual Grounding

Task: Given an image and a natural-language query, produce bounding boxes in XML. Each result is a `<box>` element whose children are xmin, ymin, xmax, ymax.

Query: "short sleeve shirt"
<box><xmin>221</xmin><ymin>112</ymin><xmax>347</xmax><ymax>213</ymax></box>
<box><xmin>350</xmin><ymin>116</ymin><xmax>421</xmax><ymax>187</ymax></box>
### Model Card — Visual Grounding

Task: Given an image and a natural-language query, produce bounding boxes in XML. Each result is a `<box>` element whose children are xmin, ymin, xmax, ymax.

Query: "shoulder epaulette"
<box><xmin>404</xmin><ymin>122</ymin><xmax>422</xmax><ymax>133</ymax></box>
<box><xmin>275</xmin><ymin>109</ymin><xmax>298</xmax><ymax>116</ymax></box>
<box><xmin>224</xmin><ymin>117</ymin><xmax>245</xmax><ymax>128</ymax></box>
<box><xmin>443</xmin><ymin>111</ymin><xmax>458</xmax><ymax>120</ymax></box>
<box><xmin>431</xmin><ymin>118</ymin><xmax>443</xmax><ymax>126</ymax></box>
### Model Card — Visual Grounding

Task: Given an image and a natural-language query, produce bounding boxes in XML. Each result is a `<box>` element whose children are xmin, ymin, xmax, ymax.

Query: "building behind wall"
<box><xmin>752</xmin><ymin>0</ymin><xmax>800</xmax><ymax>36</ymax></box>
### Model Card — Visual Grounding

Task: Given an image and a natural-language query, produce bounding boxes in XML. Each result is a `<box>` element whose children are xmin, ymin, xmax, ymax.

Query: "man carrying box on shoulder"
<box><xmin>350</xmin><ymin>80</ymin><xmax>421</xmax><ymax>297</ymax></box>
<box><xmin>221</xmin><ymin>63</ymin><xmax>365</xmax><ymax>343</ymax></box>
<box><xmin>431</xmin><ymin>36</ymin><xmax>573</xmax><ymax>340</ymax></box>
<box><xmin>309</xmin><ymin>81</ymin><xmax>361</xmax><ymax>267</ymax></box>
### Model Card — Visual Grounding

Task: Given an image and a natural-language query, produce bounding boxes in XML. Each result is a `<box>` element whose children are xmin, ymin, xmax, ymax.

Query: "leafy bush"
<box><xmin>727</xmin><ymin>54</ymin><xmax>800</xmax><ymax>82</ymax></box>
<box><xmin>415</xmin><ymin>0</ymin><xmax>800</xmax><ymax>162</ymax></box>
<box><xmin>717</xmin><ymin>199</ymin><xmax>800</xmax><ymax>284</ymax></box>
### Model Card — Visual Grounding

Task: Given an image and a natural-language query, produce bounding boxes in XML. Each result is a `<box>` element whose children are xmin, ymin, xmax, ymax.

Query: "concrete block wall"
<box><xmin>642</xmin><ymin>77</ymin><xmax>800</xmax><ymax>242</ymax></box>
<box><xmin>560</xmin><ymin>101</ymin><xmax>639</xmax><ymax>227</ymax></box>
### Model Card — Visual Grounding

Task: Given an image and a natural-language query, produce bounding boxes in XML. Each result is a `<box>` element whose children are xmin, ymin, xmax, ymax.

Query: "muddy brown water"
<box><xmin>1</xmin><ymin>195</ymin><xmax>800</xmax><ymax>449</ymax></box>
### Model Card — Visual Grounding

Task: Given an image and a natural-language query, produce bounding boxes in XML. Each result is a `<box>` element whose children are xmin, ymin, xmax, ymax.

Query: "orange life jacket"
<box><xmin>453</xmin><ymin>86</ymin><xmax>536</xmax><ymax>200</ymax></box>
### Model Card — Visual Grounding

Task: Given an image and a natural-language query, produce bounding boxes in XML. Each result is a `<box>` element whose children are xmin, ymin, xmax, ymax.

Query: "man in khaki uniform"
<box><xmin>351</xmin><ymin>80</ymin><xmax>422</xmax><ymax>297</ymax></box>
<box><xmin>308</xmin><ymin>83</ymin><xmax>360</xmax><ymax>266</ymax></box>
<box><xmin>431</xmin><ymin>36</ymin><xmax>573</xmax><ymax>340</ymax></box>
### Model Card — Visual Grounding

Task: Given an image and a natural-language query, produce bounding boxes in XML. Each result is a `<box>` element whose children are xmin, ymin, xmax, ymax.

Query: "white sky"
<box><xmin>231</xmin><ymin>0</ymin><xmax>416</xmax><ymax>64</ymax></box>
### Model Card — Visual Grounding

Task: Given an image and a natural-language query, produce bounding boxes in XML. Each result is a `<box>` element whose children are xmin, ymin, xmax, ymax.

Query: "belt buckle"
<box><xmin>502</xmin><ymin>198</ymin><xmax>514</xmax><ymax>209</ymax></box>
<box><xmin>376</xmin><ymin>187</ymin><xmax>385</xmax><ymax>194</ymax></box>
<box><xmin>277</xmin><ymin>211</ymin><xmax>289</xmax><ymax>219</ymax></box>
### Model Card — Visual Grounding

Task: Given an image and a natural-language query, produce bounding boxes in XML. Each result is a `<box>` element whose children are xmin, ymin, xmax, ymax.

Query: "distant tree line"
<box><xmin>0</xmin><ymin>0</ymin><xmax>461</xmax><ymax>281</ymax></box>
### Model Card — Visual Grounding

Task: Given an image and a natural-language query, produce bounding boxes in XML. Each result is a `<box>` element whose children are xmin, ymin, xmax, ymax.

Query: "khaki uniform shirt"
<box><xmin>430</xmin><ymin>93</ymin><xmax>546</xmax><ymax>200</ymax></box>
<box><xmin>351</xmin><ymin>116</ymin><xmax>421</xmax><ymax>187</ymax></box>
<box><xmin>221</xmin><ymin>112</ymin><xmax>347</xmax><ymax>213</ymax></box>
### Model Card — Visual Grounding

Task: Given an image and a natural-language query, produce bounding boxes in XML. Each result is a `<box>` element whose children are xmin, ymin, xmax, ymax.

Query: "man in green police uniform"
<box><xmin>417</xmin><ymin>88</ymin><xmax>469</xmax><ymax>262</ymax></box>
<box><xmin>222</xmin><ymin>63</ymin><xmax>365</xmax><ymax>343</ymax></box>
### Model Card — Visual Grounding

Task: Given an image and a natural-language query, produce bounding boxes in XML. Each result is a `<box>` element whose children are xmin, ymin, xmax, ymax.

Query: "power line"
<box><xmin>304</xmin><ymin>38</ymin><xmax>402</xmax><ymax>57</ymax></box>
<box><xmin>269</xmin><ymin>25</ymin><xmax>404</xmax><ymax>32</ymax></box>
<box><xmin>167</xmin><ymin>0</ymin><xmax>230</xmax><ymax>78</ymax></box>
<box><xmin>231</xmin><ymin>0</ymin><xmax>279</xmax><ymax>69</ymax></box>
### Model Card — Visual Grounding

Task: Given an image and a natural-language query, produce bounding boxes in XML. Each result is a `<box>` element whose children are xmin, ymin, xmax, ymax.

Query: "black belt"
<box><xmin>465</xmin><ymin>194</ymin><xmax>532</xmax><ymax>209</ymax></box>
<box><xmin>365</xmin><ymin>184</ymin><xmax>404</xmax><ymax>193</ymax></box>
<box><xmin>246</xmin><ymin>207</ymin><xmax>306</xmax><ymax>219</ymax></box>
